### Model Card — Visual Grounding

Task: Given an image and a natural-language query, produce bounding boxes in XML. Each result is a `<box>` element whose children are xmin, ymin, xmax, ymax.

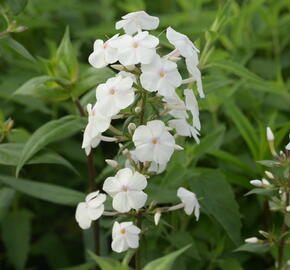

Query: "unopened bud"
<box><xmin>128</xmin><ymin>123</ymin><xmax>136</xmax><ymax>134</ymax></box>
<box><xmin>245</xmin><ymin>237</ymin><xmax>259</xmax><ymax>243</ymax></box>
<box><xmin>110</xmin><ymin>64</ymin><xmax>125</xmax><ymax>71</ymax></box>
<box><xmin>261</xmin><ymin>178</ymin><xmax>271</xmax><ymax>186</ymax></box>
<box><xmin>265</xmin><ymin>171</ymin><xmax>274</xmax><ymax>179</ymax></box>
<box><xmin>174</xmin><ymin>144</ymin><xmax>184</xmax><ymax>151</ymax></box>
<box><xmin>286</xmin><ymin>206</ymin><xmax>290</xmax><ymax>212</ymax></box>
<box><xmin>105</xmin><ymin>159</ymin><xmax>119</xmax><ymax>168</ymax></box>
<box><xmin>118</xmin><ymin>143</ymin><xmax>123</xmax><ymax>149</ymax></box>
<box><xmin>15</xmin><ymin>26</ymin><xmax>28</xmax><ymax>32</ymax></box>
<box><xmin>259</xmin><ymin>230</ymin><xmax>269</xmax><ymax>238</ymax></box>
<box><xmin>122</xmin><ymin>148</ymin><xmax>129</xmax><ymax>155</ymax></box>
<box><xmin>154</xmin><ymin>210</ymin><xmax>161</xmax><ymax>226</ymax></box>
<box><xmin>125</xmin><ymin>65</ymin><xmax>135</xmax><ymax>71</ymax></box>
<box><xmin>286</xmin><ymin>142</ymin><xmax>290</xmax><ymax>151</ymax></box>
<box><xmin>135</xmin><ymin>107</ymin><xmax>141</xmax><ymax>114</ymax></box>
<box><xmin>266</xmin><ymin>127</ymin><xmax>274</xmax><ymax>141</ymax></box>
<box><xmin>250</xmin><ymin>180</ymin><xmax>262</xmax><ymax>187</ymax></box>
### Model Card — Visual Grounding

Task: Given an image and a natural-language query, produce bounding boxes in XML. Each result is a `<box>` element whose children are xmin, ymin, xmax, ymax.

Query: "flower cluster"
<box><xmin>76</xmin><ymin>11</ymin><xmax>203</xmax><ymax>253</ymax></box>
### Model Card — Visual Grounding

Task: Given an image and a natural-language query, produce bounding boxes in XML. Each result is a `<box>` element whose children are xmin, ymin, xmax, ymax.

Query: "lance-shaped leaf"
<box><xmin>0</xmin><ymin>175</ymin><xmax>85</xmax><ymax>206</ymax></box>
<box><xmin>16</xmin><ymin>116</ymin><xmax>85</xmax><ymax>176</ymax></box>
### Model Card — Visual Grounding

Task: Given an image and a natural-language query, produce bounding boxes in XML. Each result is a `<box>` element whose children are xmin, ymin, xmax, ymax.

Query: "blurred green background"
<box><xmin>0</xmin><ymin>0</ymin><xmax>290</xmax><ymax>269</ymax></box>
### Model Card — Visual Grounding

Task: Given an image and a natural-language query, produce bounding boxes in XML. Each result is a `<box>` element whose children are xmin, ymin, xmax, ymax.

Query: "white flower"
<box><xmin>111</xmin><ymin>31</ymin><xmax>159</xmax><ymax>66</ymax></box>
<box><xmin>115</xmin><ymin>11</ymin><xmax>159</xmax><ymax>35</ymax></box>
<box><xmin>245</xmin><ymin>237</ymin><xmax>259</xmax><ymax>243</ymax></box>
<box><xmin>96</xmin><ymin>76</ymin><xmax>135</xmax><ymax>116</ymax></box>
<box><xmin>163</xmin><ymin>93</ymin><xmax>188</xmax><ymax>119</ymax></box>
<box><xmin>168</xmin><ymin>119</ymin><xmax>200</xmax><ymax>143</ymax></box>
<box><xmin>88</xmin><ymin>34</ymin><xmax>119</xmax><ymax>68</ymax></box>
<box><xmin>82</xmin><ymin>104</ymin><xmax>111</xmax><ymax>155</ymax></box>
<box><xmin>140</xmin><ymin>56</ymin><xmax>182</xmax><ymax>97</ymax></box>
<box><xmin>111</xmin><ymin>221</ymin><xmax>141</xmax><ymax>253</ymax></box>
<box><xmin>166</xmin><ymin>27</ymin><xmax>199</xmax><ymax>58</ymax></box>
<box><xmin>132</xmin><ymin>120</ymin><xmax>176</xmax><ymax>164</ymax></box>
<box><xmin>75</xmin><ymin>191</ymin><xmax>106</xmax><ymax>229</ymax></box>
<box><xmin>103</xmin><ymin>168</ymin><xmax>147</xmax><ymax>213</ymax></box>
<box><xmin>184</xmin><ymin>89</ymin><xmax>201</xmax><ymax>130</ymax></box>
<box><xmin>177</xmin><ymin>187</ymin><xmax>200</xmax><ymax>220</ymax></box>
<box><xmin>185</xmin><ymin>57</ymin><xmax>204</xmax><ymax>98</ymax></box>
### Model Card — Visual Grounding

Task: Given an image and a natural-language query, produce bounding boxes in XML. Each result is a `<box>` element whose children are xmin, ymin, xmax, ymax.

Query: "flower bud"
<box><xmin>135</xmin><ymin>107</ymin><xmax>142</xmax><ymax>114</ymax></box>
<box><xmin>174</xmin><ymin>144</ymin><xmax>184</xmax><ymax>151</ymax></box>
<box><xmin>261</xmin><ymin>178</ymin><xmax>271</xmax><ymax>186</ymax></box>
<box><xmin>286</xmin><ymin>143</ymin><xmax>290</xmax><ymax>151</ymax></box>
<box><xmin>266</xmin><ymin>127</ymin><xmax>274</xmax><ymax>141</ymax></box>
<box><xmin>15</xmin><ymin>26</ymin><xmax>28</xmax><ymax>32</ymax></box>
<box><xmin>245</xmin><ymin>237</ymin><xmax>259</xmax><ymax>243</ymax></box>
<box><xmin>259</xmin><ymin>230</ymin><xmax>269</xmax><ymax>238</ymax></box>
<box><xmin>265</xmin><ymin>171</ymin><xmax>274</xmax><ymax>179</ymax></box>
<box><xmin>125</xmin><ymin>65</ymin><xmax>136</xmax><ymax>71</ymax></box>
<box><xmin>154</xmin><ymin>210</ymin><xmax>161</xmax><ymax>226</ymax></box>
<box><xmin>286</xmin><ymin>206</ymin><xmax>290</xmax><ymax>212</ymax></box>
<box><xmin>105</xmin><ymin>159</ymin><xmax>119</xmax><ymax>168</ymax></box>
<box><xmin>122</xmin><ymin>148</ymin><xmax>129</xmax><ymax>155</ymax></box>
<box><xmin>128</xmin><ymin>123</ymin><xmax>136</xmax><ymax>134</ymax></box>
<box><xmin>250</xmin><ymin>180</ymin><xmax>262</xmax><ymax>187</ymax></box>
<box><xmin>110</xmin><ymin>64</ymin><xmax>124</xmax><ymax>71</ymax></box>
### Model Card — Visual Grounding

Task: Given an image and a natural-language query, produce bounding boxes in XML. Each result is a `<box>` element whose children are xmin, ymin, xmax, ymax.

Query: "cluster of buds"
<box><xmin>245</xmin><ymin>127</ymin><xmax>290</xmax><ymax>268</ymax></box>
<box><xmin>75</xmin><ymin>11</ymin><xmax>204</xmax><ymax>253</ymax></box>
<box><xmin>0</xmin><ymin>118</ymin><xmax>14</xmax><ymax>143</ymax></box>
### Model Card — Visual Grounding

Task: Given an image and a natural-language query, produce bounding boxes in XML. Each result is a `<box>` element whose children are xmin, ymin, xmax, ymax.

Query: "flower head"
<box><xmin>96</xmin><ymin>76</ymin><xmax>135</xmax><ymax>116</ymax></box>
<box><xmin>103</xmin><ymin>168</ymin><xmax>148</xmax><ymax>213</ymax></box>
<box><xmin>132</xmin><ymin>120</ymin><xmax>176</xmax><ymax>164</ymax></box>
<box><xmin>177</xmin><ymin>187</ymin><xmax>200</xmax><ymax>220</ymax></box>
<box><xmin>88</xmin><ymin>34</ymin><xmax>119</xmax><ymax>68</ymax></box>
<box><xmin>75</xmin><ymin>191</ymin><xmax>106</xmax><ymax>229</ymax></box>
<box><xmin>163</xmin><ymin>93</ymin><xmax>188</xmax><ymax>119</ymax></box>
<box><xmin>140</xmin><ymin>56</ymin><xmax>182</xmax><ymax>97</ymax></box>
<box><xmin>115</xmin><ymin>11</ymin><xmax>159</xmax><ymax>34</ymax></box>
<box><xmin>111</xmin><ymin>221</ymin><xmax>141</xmax><ymax>253</ymax></box>
<box><xmin>111</xmin><ymin>31</ymin><xmax>159</xmax><ymax>66</ymax></box>
<box><xmin>168</xmin><ymin>119</ymin><xmax>200</xmax><ymax>143</ymax></box>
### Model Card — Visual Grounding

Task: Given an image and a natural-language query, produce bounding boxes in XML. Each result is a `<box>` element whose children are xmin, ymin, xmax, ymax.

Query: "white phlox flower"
<box><xmin>82</xmin><ymin>103</ymin><xmax>112</xmax><ymax>155</ymax></box>
<box><xmin>75</xmin><ymin>191</ymin><xmax>106</xmax><ymax>229</ymax></box>
<box><xmin>140</xmin><ymin>56</ymin><xmax>182</xmax><ymax>97</ymax></box>
<box><xmin>168</xmin><ymin>119</ymin><xmax>200</xmax><ymax>143</ymax></box>
<box><xmin>166</xmin><ymin>27</ymin><xmax>199</xmax><ymax>57</ymax></box>
<box><xmin>96</xmin><ymin>75</ymin><xmax>135</xmax><ymax>116</ymax></box>
<box><xmin>88</xmin><ymin>34</ymin><xmax>119</xmax><ymax>68</ymax></box>
<box><xmin>177</xmin><ymin>187</ymin><xmax>200</xmax><ymax>220</ymax></box>
<box><xmin>110</xmin><ymin>31</ymin><xmax>159</xmax><ymax>66</ymax></box>
<box><xmin>185</xmin><ymin>57</ymin><xmax>204</xmax><ymax>98</ymax></box>
<box><xmin>103</xmin><ymin>168</ymin><xmax>148</xmax><ymax>213</ymax></box>
<box><xmin>111</xmin><ymin>221</ymin><xmax>141</xmax><ymax>253</ymax></box>
<box><xmin>132</xmin><ymin>120</ymin><xmax>177</xmax><ymax>165</ymax></box>
<box><xmin>115</xmin><ymin>11</ymin><xmax>159</xmax><ymax>34</ymax></box>
<box><xmin>163</xmin><ymin>93</ymin><xmax>188</xmax><ymax>119</ymax></box>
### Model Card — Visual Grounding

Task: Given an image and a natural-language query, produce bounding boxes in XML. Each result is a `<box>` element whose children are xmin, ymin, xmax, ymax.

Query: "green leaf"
<box><xmin>143</xmin><ymin>244</ymin><xmax>191</xmax><ymax>270</ymax></box>
<box><xmin>190</xmin><ymin>169</ymin><xmax>241</xmax><ymax>245</ymax></box>
<box><xmin>224</xmin><ymin>100</ymin><xmax>259</xmax><ymax>159</ymax></box>
<box><xmin>235</xmin><ymin>243</ymin><xmax>271</xmax><ymax>254</ymax></box>
<box><xmin>72</xmin><ymin>67</ymin><xmax>114</xmax><ymax>98</ymax></box>
<box><xmin>14</xmin><ymin>75</ymin><xmax>71</xmax><ymax>101</ymax></box>
<box><xmin>245</xmin><ymin>188</ymin><xmax>278</xmax><ymax>197</ymax></box>
<box><xmin>0</xmin><ymin>175</ymin><xmax>85</xmax><ymax>206</ymax></box>
<box><xmin>56</xmin><ymin>27</ymin><xmax>79</xmax><ymax>81</ymax></box>
<box><xmin>4</xmin><ymin>37</ymin><xmax>35</xmax><ymax>61</ymax></box>
<box><xmin>1</xmin><ymin>210</ymin><xmax>31</xmax><ymax>270</ymax></box>
<box><xmin>0</xmin><ymin>143</ymin><xmax>77</xmax><ymax>173</ymax></box>
<box><xmin>219</xmin><ymin>258</ymin><xmax>244</xmax><ymax>270</ymax></box>
<box><xmin>88</xmin><ymin>250</ymin><xmax>129</xmax><ymax>270</ymax></box>
<box><xmin>0</xmin><ymin>187</ymin><xmax>15</xmax><ymax>221</ymax></box>
<box><xmin>16</xmin><ymin>115</ymin><xmax>85</xmax><ymax>176</ymax></box>
<box><xmin>6</xmin><ymin>0</ymin><xmax>28</xmax><ymax>15</ymax></box>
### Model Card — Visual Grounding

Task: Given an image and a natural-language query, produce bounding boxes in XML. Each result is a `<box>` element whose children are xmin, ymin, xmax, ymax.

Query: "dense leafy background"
<box><xmin>0</xmin><ymin>0</ymin><xmax>290</xmax><ymax>269</ymax></box>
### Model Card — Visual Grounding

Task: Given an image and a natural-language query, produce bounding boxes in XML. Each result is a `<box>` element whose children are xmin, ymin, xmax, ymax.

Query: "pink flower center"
<box><xmin>120</xmin><ymin>228</ymin><xmax>126</xmax><ymax>234</ymax></box>
<box><xmin>132</xmin><ymin>42</ymin><xmax>139</xmax><ymax>48</ymax></box>
<box><xmin>151</xmin><ymin>138</ymin><xmax>159</xmax><ymax>145</ymax></box>
<box><xmin>122</xmin><ymin>185</ymin><xmax>129</xmax><ymax>192</ymax></box>
<box><xmin>102</xmin><ymin>43</ymin><xmax>108</xmax><ymax>49</ymax></box>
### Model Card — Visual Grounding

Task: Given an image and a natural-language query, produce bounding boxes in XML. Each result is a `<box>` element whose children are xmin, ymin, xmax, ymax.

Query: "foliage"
<box><xmin>0</xmin><ymin>0</ymin><xmax>289</xmax><ymax>269</ymax></box>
